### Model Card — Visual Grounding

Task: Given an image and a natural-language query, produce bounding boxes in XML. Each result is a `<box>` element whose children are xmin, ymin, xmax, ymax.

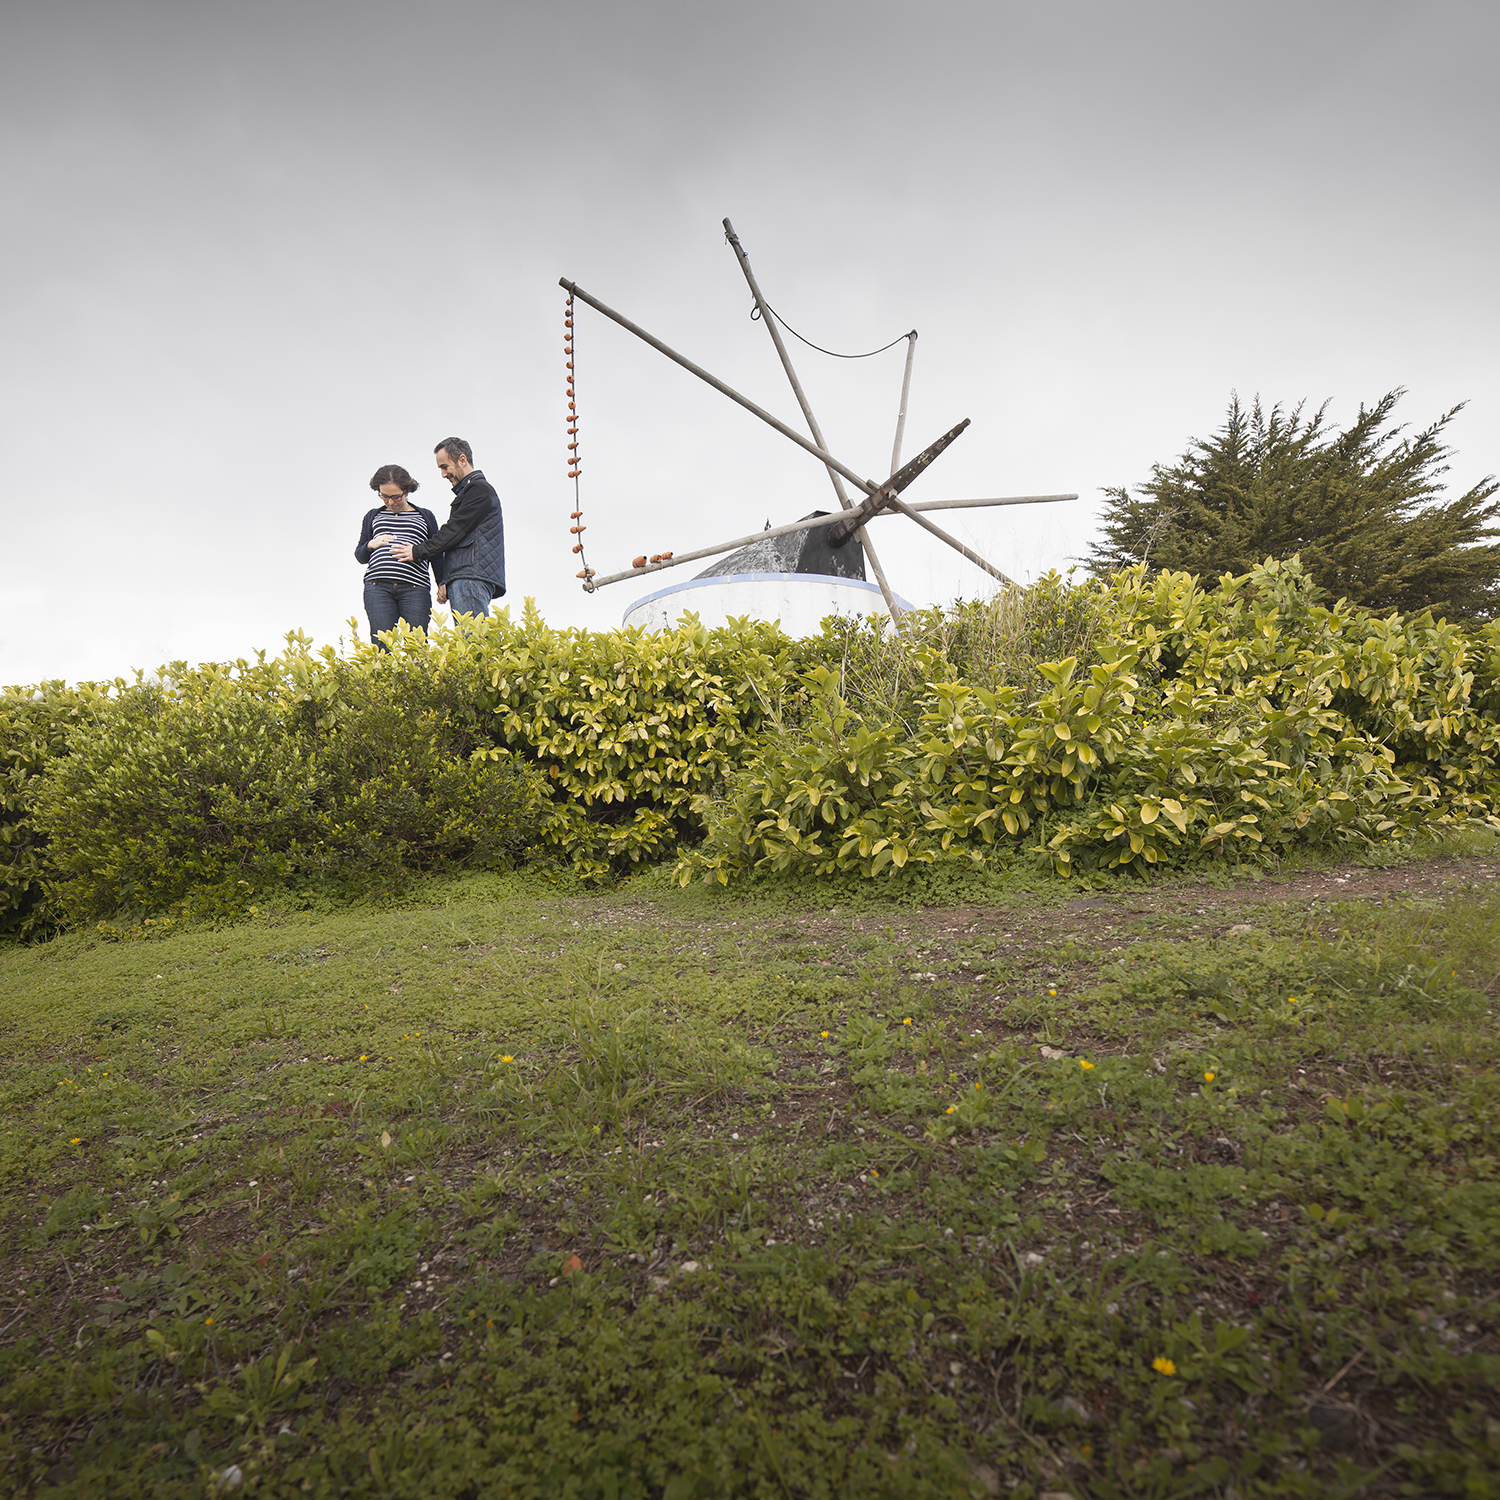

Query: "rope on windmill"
<box><xmin>564</xmin><ymin>294</ymin><xmax>596</xmax><ymax>591</ymax></box>
<box><xmin>566</xmin><ymin>292</ymin><xmax>673</xmax><ymax>587</ymax></box>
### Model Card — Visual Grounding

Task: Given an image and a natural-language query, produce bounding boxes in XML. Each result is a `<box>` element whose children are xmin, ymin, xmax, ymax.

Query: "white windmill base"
<box><xmin>622</xmin><ymin>572</ymin><xmax>913</xmax><ymax>638</ymax></box>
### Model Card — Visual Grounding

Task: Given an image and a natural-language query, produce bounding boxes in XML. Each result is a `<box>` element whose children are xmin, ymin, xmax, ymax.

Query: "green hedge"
<box><xmin>0</xmin><ymin>680</ymin><xmax>115</xmax><ymax>937</ymax></box>
<box><xmin>678</xmin><ymin>559</ymin><xmax>1500</xmax><ymax>882</ymax></box>
<box><xmin>462</xmin><ymin>602</ymin><xmax>811</xmax><ymax>879</ymax></box>
<box><xmin>0</xmin><ymin>612</ymin><xmax>811</xmax><ymax>933</ymax></box>
<box><xmin>32</xmin><ymin>650</ymin><xmax>549</xmax><ymax>931</ymax></box>
<box><xmin>4</xmin><ymin>560</ymin><xmax>1499</xmax><ymax>934</ymax></box>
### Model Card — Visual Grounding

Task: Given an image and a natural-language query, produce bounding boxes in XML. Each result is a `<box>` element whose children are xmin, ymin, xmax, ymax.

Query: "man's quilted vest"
<box><xmin>444</xmin><ymin>473</ymin><xmax>507</xmax><ymax>593</ymax></box>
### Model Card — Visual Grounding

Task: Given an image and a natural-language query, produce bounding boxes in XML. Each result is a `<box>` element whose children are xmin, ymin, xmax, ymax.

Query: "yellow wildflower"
<box><xmin>69</xmin><ymin>1137</ymin><xmax>82</xmax><ymax>1145</ymax></box>
<box><xmin>820</xmin><ymin>1031</ymin><xmax>830</xmax><ymax>1038</ymax></box>
<box><xmin>945</xmin><ymin>1106</ymin><xmax>957</xmax><ymax>1115</ymax></box>
<box><xmin>1079</xmin><ymin>1059</ymin><xmax>1095</xmax><ymax>1071</ymax></box>
<box><xmin>1204</xmin><ymin>1071</ymin><xmax>1216</xmax><ymax>1082</ymax></box>
<box><xmin>1152</xmin><ymin>1356</ymin><xmax>1176</xmax><ymax>1376</ymax></box>
<box><xmin>902</xmin><ymin>1017</ymin><xmax>913</xmax><ymax>1026</ymax></box>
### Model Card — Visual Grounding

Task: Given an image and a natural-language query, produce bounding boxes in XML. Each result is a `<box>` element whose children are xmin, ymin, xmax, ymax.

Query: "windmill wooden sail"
<box><xmin>560</xmin><ymin>220</ymin><xmax>1078</xmax><ymax>634</ymax></box>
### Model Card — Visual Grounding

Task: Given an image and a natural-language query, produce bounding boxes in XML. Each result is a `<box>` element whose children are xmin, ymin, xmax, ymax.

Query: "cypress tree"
<box><xmin>1087</xmin><ymin>390</ymin><xmax>1500</xmax><ymax>622</ymax></box>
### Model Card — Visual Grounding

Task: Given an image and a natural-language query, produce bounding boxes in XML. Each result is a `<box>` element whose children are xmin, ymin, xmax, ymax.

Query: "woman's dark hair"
<box><xmin>369</xmin><ymin>463</ymin><xmax>420</xmax><ymax>495</ymax></box>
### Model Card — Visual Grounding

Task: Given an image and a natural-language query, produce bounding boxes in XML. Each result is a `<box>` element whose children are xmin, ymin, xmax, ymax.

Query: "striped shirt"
<box><xmin>364</xmin><ymin>509</ymin><xmax>433</xmax><ymax>589</ymax></box>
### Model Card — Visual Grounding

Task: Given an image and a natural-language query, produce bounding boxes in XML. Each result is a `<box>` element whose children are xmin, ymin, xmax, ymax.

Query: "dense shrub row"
<box><xmin>683</xmin><ymin>560</ymin><xmax>1500</xmax><ymax>881</ymax></box>
<box><xmin>0</xmin><ymin>611</ymin><xmax>807</xmax><ymax>934</ymax></box>
<box><xmin>0</xmin><ymin>680</ymin><xmax>114</xmax><ymax>935</ymax></box>
<box><xmin>30</xmin><ymin>647</ymin><xmax>547</xmax><ymax>932</ymax></box>
<box><xmin>3</xmin><ymin>561</ymin><xmax>1499</xmax><ymax>933</ymax></box>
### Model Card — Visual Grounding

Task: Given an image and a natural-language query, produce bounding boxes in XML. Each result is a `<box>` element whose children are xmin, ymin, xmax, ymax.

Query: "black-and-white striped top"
<box><xmin>364</xmin><ymin>509</ymin><xmax>432</xmax><ymax>590</ymax></box>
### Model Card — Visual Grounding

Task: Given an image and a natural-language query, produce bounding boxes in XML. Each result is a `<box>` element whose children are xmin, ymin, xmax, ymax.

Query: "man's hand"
<box><xmin>436</xmin><ymin>584</ymin><xmax>448</xmax><ymax>605</ymax></box>
<box><xmin>389</xmin><ymin>542</ymin><xmax>415</xmax><ymax>564</ymax></box>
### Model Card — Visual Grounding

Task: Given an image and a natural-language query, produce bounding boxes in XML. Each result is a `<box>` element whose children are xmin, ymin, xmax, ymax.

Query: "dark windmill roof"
<box><xmin>694</xmin><ymin>512</ymin><xmax>866</xmax><ymax>581</ymax></box>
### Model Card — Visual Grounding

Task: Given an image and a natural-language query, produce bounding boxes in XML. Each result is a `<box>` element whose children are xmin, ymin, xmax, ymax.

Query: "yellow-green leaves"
<box><xmin>8</xmin><ymin>560</ymin><xmax>1500</xmax><ymax>918</ymax></box>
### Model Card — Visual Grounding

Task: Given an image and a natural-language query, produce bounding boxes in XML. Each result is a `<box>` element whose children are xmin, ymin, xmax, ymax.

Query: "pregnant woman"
<box><xmin>354</xmin><ymin>464</ymin><xmax>447</xmax><ymax>645</ymax></box>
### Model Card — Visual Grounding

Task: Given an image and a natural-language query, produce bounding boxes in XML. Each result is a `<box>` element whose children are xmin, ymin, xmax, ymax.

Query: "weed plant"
<box><xmin>814</xmin><ymin>571</ymin><xmax>1111</xmax><ymax>729</ymax></box>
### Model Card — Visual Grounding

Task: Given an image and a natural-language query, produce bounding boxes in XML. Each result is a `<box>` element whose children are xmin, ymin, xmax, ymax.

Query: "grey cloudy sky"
<box><xmin>3</xmin><ymin>0</ymin><xmax>1496</xmax><ymax>685</ymax></box>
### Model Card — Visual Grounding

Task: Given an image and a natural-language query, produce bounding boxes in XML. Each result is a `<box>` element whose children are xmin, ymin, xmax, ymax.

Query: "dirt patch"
<box><xmin>779</xmin><ymin>855</ymin><xmax>1499</xmax><ymax>956</ymax></box>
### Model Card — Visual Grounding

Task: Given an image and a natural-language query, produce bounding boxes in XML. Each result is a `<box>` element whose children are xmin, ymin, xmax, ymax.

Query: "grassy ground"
<box><xmin>2</xmin><ymin>841</ymin><xmax>1498</xmax><ymax>1499</ymax></box>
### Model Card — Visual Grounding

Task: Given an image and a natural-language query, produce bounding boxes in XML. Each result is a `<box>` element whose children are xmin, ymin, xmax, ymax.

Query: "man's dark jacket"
<box><xmin>413</xmin><ymin>470</ymin><xmax>505</xmax><ymax>594</ymax></box>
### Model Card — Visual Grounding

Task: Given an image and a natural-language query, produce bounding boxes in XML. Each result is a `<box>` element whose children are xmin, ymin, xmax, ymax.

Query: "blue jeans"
<box><xmin>446</xmin><ymin>577</ymin><xmax>496</xmax><ymax>619</ymax></box>
<box><xmin>364</xmin><ymin>581</ymin><xmax>431</xmax><ymax>647</ymax></box>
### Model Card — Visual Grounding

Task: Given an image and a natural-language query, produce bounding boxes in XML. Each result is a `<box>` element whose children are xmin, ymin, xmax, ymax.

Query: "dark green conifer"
<box><xmin>1088</xmin><ymin>390</ymin><xmax>1500</xmax><ymax>622</ymax></box>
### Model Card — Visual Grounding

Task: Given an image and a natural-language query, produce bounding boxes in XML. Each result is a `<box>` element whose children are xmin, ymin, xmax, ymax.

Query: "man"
<box><xmin>389</xmin><ymin>437</ymin><xmax>505</xmax><ymax>618</ymax></box>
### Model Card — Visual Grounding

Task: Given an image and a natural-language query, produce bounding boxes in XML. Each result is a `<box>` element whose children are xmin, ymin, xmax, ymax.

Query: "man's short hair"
<box><xmin>434</xmin><ymin>436</ymin><xmax>473</xmax><ymax>464</ymax></box>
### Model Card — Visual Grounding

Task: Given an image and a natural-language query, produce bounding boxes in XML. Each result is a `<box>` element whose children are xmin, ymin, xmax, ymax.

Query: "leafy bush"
<box><xmin>0</xmin><ymin>680</ymin><xmax>113</xmax><ymax>936</ymax></box>
<box><xmin>32</xmin><ymin>676</ymin><xmax>324</xmax><ymax>926</ymax></box>
<box><xmin>287</xmin><ymin>641</ymin><xmax>546</xmax><ymax>882</ymax></box>
<box><xmin>464</xmin><ymin>603</ymin><xmax>812</xmax><ymax>879</ymax></box>
<box><xmin>6</xmin><ymin>612</ymin><xmax>796</xmax><ymax>929</ymax></box>
<box><xmin>8</xmin><ymin>559</ymin><xmax>1500</xmax><ymax>930</ymax></box>
<box><xmin>27</xmin><ymin>642</ymin><xmax>549</xmax><ymax>930</ymax></box>
<box><xmin>679</xmin><ymin>558</ymin><xmax>1500</xmax><ymax>883</ymax></box>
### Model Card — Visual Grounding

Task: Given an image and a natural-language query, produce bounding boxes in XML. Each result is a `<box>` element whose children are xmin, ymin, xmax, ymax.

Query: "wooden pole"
<box><xmin>885</xmin><ymin>496</ymin><xmax>1016</xmax><ymax>586</ymax></box>
<box><xmin>560</xmin><ymin>274</ymin><xmax>1020</xmax><ymax>591</ymax></box>
<box><xmin>890</xmin><ymin>332</ymin><xmax>917</xmax><ymax>472</ymax></box>
<box><xmin>826</xmin><ymin>418</ymin><xmax>971</xmax><ymax>545</ymax></box>
<box><xmin>905</xmin><ymin>492</ymin><xmax>1077</xmax><ymax>513</ymax></box>
<box><xmin>723</xmin><ymin>221</ymin><xmax>852</xmax><ymax>516</ymax></box>
<box><xmin>560</xmin><ymin>276</ymin><xmax>881</xmax><ymax>500</ymax></box>
<box><xmin>585</xmin><ymin>492</ymin><xmax>1075</xmax><ymax>590</ymax></box>
<box><xmin>594</xmin><ymin>429</ymin><xmax>963</xmax><ymax>588</ymax></box>
<box><xmin>722</xmin><ymin>219</ymin><xmax>904</xmax><ymax>627</ymax></box>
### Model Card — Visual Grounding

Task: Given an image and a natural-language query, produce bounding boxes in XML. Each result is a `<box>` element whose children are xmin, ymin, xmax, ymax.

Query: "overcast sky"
<box><xmin>3</xmin><ymin>0</ymin><xmax>1497</xmax><ymax>685</ymax></box>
